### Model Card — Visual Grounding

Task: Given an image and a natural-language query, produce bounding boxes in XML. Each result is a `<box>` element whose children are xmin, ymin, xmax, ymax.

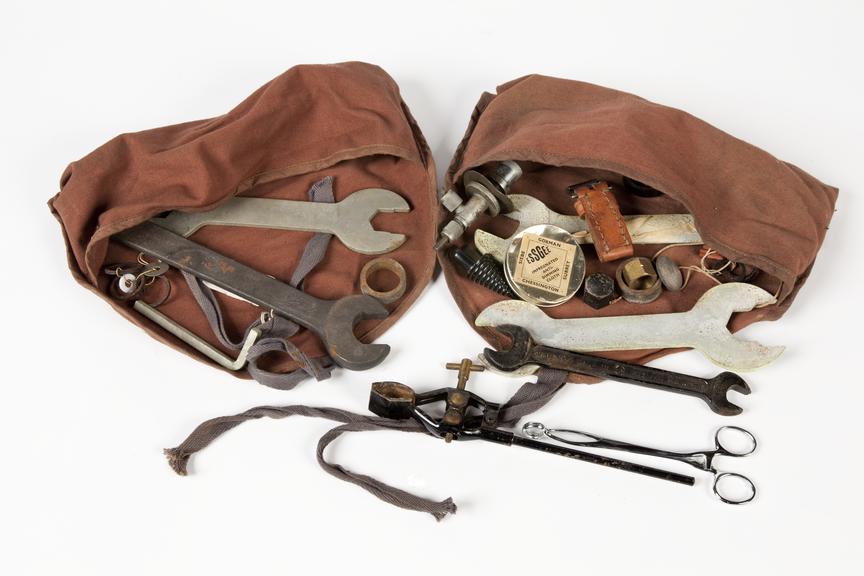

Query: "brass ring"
<box><xmin>360</xmin><ymin>257</ymin><xmax>407</xmax><ymax>304</ymax></box>
<box><xmin>616</xmin><ymin>257</ymin><xmax>662</xmax><ymax>304</ymax></box>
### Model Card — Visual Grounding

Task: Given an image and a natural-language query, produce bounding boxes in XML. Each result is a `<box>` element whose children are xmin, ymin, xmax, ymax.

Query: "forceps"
<box><xmin>522</xmin><ymin>423</ymin><xmax>757</xmax><ymax>504</ymax></box>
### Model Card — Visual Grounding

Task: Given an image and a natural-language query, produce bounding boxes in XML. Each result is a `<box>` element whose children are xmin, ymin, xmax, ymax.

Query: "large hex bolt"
<box><xmin>434</xmin><ymin>161</ymin><xmax>522</xmax><ymax>251</ymax></box>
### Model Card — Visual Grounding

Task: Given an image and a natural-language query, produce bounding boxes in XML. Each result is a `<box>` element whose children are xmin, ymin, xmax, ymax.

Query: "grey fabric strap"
<box><xmin>499</xmin><ymin>368</ymin><xmax>569</xmax><ymax>427</ymax></box>
<box><xmin>164</xmin><ymin>405</ymin><xmax>456</xmax><ymax>521</ymax></box>
<box><xmin>165</xmin><ymin>368</ymin><xmax>568</xmax><ymax>520</ymax></box>
<box><xmin>161</xmin><ymin>175</ymin><xmax>573</xmax><ymax>519</ymax></box>
<box><xmin>181</xmin><ymin>176</ymin><xmax>336</xmax><ymax>389</ymax></box>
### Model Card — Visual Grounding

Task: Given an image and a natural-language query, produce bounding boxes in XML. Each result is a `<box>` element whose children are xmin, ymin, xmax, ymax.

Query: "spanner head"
<box><xmin>503</xmin><ymin>195</ymin><xmax>564</xmax><ymax>228</ymax></box>
<box><xmin>323</xmin><ymin>294</ymin><xmax>391</xmax><ymax>370</ymax></box>
<box><xmin>335</xmin><ymin>188</ymin><xmax>410</xmax><ymax>255</ymax></box>
<box><xmin>687</xmin><ymin>283</ymin><xmax>785</xmax><ymax>371</ymax></box>
<box><xmin>707</xmin><ymin>372</ymin><xmax>751</xmax><ymax>416</ymax></box>
<box><xmin>481</xmin><ymin>324</ymin><xmax>535</xmax><ymax>371</ymax></box>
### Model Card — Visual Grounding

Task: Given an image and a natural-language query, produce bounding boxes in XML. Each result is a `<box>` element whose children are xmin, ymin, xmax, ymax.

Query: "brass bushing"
<box><xmin>616</xmin><ymin>257</ymin><xmax>662</xmax><ymax>304</ymax></box>
<box><xmin>360</xmin><ymin>257</ymin><xmax>407</xmax><ymax>304</ymax></box>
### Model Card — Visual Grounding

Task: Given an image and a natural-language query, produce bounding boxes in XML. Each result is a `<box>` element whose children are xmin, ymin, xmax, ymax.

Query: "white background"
<box><xmin>2</xmin><ymin>1</ymin><xmax>861</xmax><ymax>574</ymax></box>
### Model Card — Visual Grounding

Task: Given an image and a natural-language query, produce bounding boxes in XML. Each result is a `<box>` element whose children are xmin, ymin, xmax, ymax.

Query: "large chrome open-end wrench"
<box><xmin>475</xmin><ymin>283</ymin><xmax>784</xmax><ymax>372</ymax></box>
<box><xmin>474</xmin><ymin>194</ymin><xmax>702</xmax><ymax>261</ymax></box>
<box><xmin>116</xmin><ymin>222</ymin><xmax>391</xmax><ymax>370</ymax></box>
<box><xmin>484</xmin><ymin>325</ymin><xmax>750</xmax><ymax>415</ymax></box>
<box><xmin>153</xmin><ymin>188</ymin><xmax>410</xmax><ymax>255</ymax></box>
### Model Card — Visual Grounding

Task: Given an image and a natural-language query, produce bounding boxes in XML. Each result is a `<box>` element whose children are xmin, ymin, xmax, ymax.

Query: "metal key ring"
<box><xmin>714</xmin><ymin>426</ymin><xmax>757</xmax><ymax>457</ymax></box>
<box><xmin>712</xmin><ymin>472</ymin><xmax>756</xmax><ymax>505</ymax></box>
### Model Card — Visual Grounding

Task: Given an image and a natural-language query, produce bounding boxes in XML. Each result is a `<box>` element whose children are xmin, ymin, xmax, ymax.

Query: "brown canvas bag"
<box><xmin>441</xmin><ymin>74</ymin><xmax>838</xmax><ymax>374</ymax></box>
<box><xmin>49</xmin><ymin>62</ymin><xmax>439</xmax><ymax>384</ymax></box>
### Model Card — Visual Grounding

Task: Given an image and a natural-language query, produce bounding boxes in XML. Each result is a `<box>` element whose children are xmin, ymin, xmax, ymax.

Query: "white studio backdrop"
<box><xmin>1</xmin><ymin>1</ymin><xmax>861</xmax><ymax>575</ymax></box>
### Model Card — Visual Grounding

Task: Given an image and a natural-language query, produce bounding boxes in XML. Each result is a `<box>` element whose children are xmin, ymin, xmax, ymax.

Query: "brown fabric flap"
<box><xmin>446</xmin><ymin>75</ymin><xmax>838</xmax><ymax>302</ymax></box>
<box><xmin>49</xmin><ymin>62</ymin><xmax>437</xmax><ymax>376</ymax></box>
<box><xmin>441</xmin><ymin>74</ymin><xmax>838</xmax><ymax>371</ymax></box>
<box><xmin>50</xmin><ymin>61</ymin><xmax>426</xmax><ymax>286</ymax></box>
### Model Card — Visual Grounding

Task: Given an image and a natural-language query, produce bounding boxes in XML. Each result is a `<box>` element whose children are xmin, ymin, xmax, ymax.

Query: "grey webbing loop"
<box><xmin>164</xmin><ymin>369</ymin><xmax>568</xmax><ymax>520</ymax></box>
<box><xmin>179</xmin><ymin>176</ymin><xmax>337</xmax><ymax>388</ymax></box>
<box><xmin>164</xmin><ymin>405</ymin><xmax>457</xmax><ymax>521</ymax></box>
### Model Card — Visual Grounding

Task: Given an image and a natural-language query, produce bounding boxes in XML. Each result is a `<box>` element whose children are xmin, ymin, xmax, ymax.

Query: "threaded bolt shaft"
<box><xmin>451</xmin><ymin>249</ymin><xmax>517</xmax><ymax>298</ymax></box>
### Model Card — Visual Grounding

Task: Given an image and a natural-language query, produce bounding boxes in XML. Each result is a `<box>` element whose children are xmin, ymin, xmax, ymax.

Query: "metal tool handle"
<box><xmin>712</xmin><ymin>472</ymin><xmax>756</xmax><ymax>505</ymax></box>
<box><xmin>523</xmin><ymin>423</ymin><xmax>689</xmax><ymax>461</ymax></box>
<box><xmin>503</xmin><ymin>433</ymin><xmax>695</xmax><ymax>486</ymax></box>
<box><xmin>530</xmin><ymin>345</ymin><xmax>731</xmax><ymax>403</ymax></box>
<box><xmin>714</xmin><ymin>426</ymin><xmax>757</xmax><ymax>457</ymax></box>
<box><xmin>117</xmin><ymin>221</ymin><xmax>333</xmax><ymax>330</ymax></box>
<box><xmin>525</xmin><ymin>422</ymin><xmax>757</xmax><ymax>505</ymax></box>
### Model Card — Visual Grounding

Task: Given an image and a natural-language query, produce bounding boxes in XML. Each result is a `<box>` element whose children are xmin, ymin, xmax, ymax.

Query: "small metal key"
<box><xmin>484</xmin><ymin>325</ymin><xmax>751</xmax><ymax>415</ymax></box>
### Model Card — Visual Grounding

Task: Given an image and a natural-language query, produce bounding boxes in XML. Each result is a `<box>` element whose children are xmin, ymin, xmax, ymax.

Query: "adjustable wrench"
<box><xmin>475</xmin><ymin>283</ymin><xmax>784</xmax><ymax>372</ymax></box>
<box><xmin>474</xmin><ymin>194</ymin><xmax>701</xmax><ymax>262</ymax></box>
<box><xmin>116</xmin><ymin>221</ymin><xmax>390</xmax><ymax>370</ymax></box>
<box><xmin>153</xmin><ymin>187</ymin><xmax>410</xmax><ymax>255</ymax></box>
<box><xmin>483</xmin><ymin>325</ymin><xmax>750</xmax><ymax>415</ymax></box>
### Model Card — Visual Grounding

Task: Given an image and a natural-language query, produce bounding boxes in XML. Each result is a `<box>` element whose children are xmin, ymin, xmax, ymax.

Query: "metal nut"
<box><xmin>616</xmin><ymin>257</ymin><xmax>662</xmax><ymax>304</ymax></box>
<box><xmin>583</xmin><ymin>273</ymin><xmax>616</xmax><ymax>309</ymax></box>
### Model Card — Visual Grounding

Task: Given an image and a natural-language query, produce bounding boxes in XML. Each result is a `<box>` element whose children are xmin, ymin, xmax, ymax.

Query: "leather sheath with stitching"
<box><xmin>572</xmin><ymin>180</ymin><xmax>634</xmax><ymax>263</ymax></box>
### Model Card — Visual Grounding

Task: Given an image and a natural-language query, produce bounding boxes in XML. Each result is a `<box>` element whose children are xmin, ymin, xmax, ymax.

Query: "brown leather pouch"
<box><xmin>441</xmin><ymin>74</ymin><xmax>838</xmax><ymax>375</ymax></box>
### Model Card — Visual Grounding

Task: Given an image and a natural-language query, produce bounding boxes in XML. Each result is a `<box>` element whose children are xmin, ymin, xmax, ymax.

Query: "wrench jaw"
<box><xmin>322</xmin><ymin>294</ymin><xmax>391</xmax><ymax>371</ymax></box>
<box><xmin>707</xmin><ymin>372</ymin><xmax>751</xmax><ymax>417</ymax></box>
<box><xmin>482</xmin><ymin>324</ymin><xmax>534</xmax><ymax>372</ymax></box>
<box><xmin>335</xmin><ymin>230</ymin><xmax>408</xmax><ymax>256</ymax></box>
<box><xmin>698</xmin><ymin>335</ymin><xmax>786</xmax><ymax>372</ymax></box>
<box><xmin>691</xmin><ymin>282</ymin><xmax>778</xmax><ymax>318</ymax></box>
<box><xmin>336</xmin><ymin>188</ymin><xmax>411</xmax><ymax>255</ymax></box>
<box><xmin>689</xmin><ymin>283</ymin><xmax>785</xmax><ymax>372</ymax></box>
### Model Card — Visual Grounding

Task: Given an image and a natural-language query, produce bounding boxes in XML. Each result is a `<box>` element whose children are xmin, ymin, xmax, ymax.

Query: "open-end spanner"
<box><xmin>484</xmin><ymin>325</ymin><xmax>750</xmax><ymax>415</ymax></box>
<box><xmin>474</xmin><ymin>194</ymin><xmax>702</xmax><ymax>262</ymax></box>
<box><xmin>116</xmin><ymin>221</ymin><xmax>390</xmax><ymax>370</ymax></box>
<box><xmin>152</xmin><ymin>187</ymin><xmax>410</xmax><ymax>255</ymax></box>
<box><xmin>475</xmin><ymin>283</ymin><xmax>784</xmax><ymax>371</ymax></box>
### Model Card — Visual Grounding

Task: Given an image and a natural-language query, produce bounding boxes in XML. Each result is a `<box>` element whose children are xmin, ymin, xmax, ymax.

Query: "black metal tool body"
<box><xmin>523</xmin><ymin>422</ymin><xmax>757</xmax><ymax>504</ymax></box>
<box><xmin>369</xmin><ymin>376</ymin><xmax>694</xmax><ymax>487</ymax></box>
<box><xmin>116</xmin><ymin>221</ymin><xmax>390</xmax><ymax>370</ymax></box>
<box><xmin>484</xmin><ymin>325</ymin><xmax>750</xmax><ymax>416</ymax></box>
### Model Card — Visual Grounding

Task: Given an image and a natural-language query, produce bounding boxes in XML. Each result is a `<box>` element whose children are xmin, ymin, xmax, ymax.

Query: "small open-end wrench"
<box><xmin>475</xmin><ymin>283</ymin><xmax>784</xmax><ymax>372</ymax></box>
<box><xmin>484</xmin><ymin>325</ymin><xmax>750</xmax><ymax>415</ymax></box>
<box><xmin>474</xmin><ymin>194</ymin><xmax>701</xmax><ymax>262</ymax></box>
<box><xmin>116</xmin><ymin>221</ymin><xmax>390</xmax><ymax>370</ymax></box>
<box><xmin>152</xmin><ymin>187</ymin><xmax>410</xmax><ymax>255</ymax></box>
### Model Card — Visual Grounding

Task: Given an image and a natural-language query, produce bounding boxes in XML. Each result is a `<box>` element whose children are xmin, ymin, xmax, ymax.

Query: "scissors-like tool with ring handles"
<box><xmin>522</xmin><ymin>423</ymin><xmax>757</xmax><ymax>505</ymax></box>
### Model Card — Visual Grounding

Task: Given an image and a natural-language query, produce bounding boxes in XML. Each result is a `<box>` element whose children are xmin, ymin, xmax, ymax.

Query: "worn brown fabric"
<box><xmin>442</xmin><ymin>75</ymin><xmax>838</xmax><ymax>372</ymax></box>
<box><xmin>48</xmin><ymin>62</ymin><xmax>438</xmax><ymax>376</ymax></box>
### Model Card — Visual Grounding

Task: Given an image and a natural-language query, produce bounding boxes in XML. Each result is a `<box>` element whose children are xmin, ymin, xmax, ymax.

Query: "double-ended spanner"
<box><xmin>474</xmin><ymin>194</ymin><xmax>702</xmax><ymax>262</ymax></box>
<box><xmin>117</xmin><ymin>221</ymin><xmax>390</xmax><ymax>370</ymax></box>
<box><xmin>153</xmin><ymin>187</ymin><xmax>410</xmax><ymax>255</ymax></box>
<box><xmin>484</xmin><ymin>325</ymin><xmax>750</xmax><ymax>415</ymax></box>
<box><xmin>475</xmin><ymin>283</ymin><xmax>784</xmax><ymax>372</ymax></box>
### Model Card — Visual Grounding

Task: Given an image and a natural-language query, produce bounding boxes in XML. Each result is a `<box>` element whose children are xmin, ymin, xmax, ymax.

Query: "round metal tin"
<box><xmin>503</xmin><ymin>224</ymin><xmax>586</xmax><ymax>307</ymax></box>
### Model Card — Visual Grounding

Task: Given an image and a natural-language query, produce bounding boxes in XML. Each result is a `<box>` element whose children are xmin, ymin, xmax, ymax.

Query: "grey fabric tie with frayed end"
<box><xmin>164</xmin><ymin>368</ymin><xmax>568</xmax><ymax>520</ymax></box>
